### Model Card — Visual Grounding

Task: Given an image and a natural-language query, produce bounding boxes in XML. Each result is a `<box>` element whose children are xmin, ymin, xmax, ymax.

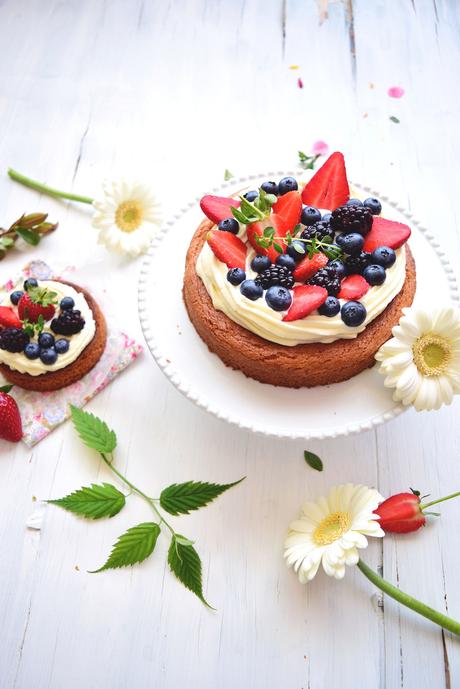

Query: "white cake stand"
<box><xmin>138</xmin><ymin>173</ymin><xmax>459</xmax><ymax>440</ymax></box>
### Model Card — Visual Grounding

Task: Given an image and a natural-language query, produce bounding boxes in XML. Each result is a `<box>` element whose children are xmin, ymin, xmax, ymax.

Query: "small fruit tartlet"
<box><xmin>0</xmin><ymin>277</ymin><xmax>106</xmax><ymax>391</ymax></box>
<box><xmin>183</xmin><ymin>152</ymin><xmax>416</xmax><ymax>387</ymax></box>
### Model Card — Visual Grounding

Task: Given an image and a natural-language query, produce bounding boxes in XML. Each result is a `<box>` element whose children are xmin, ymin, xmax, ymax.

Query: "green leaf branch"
<box><xmin>47</xmin><ymin>405</ymin><xmax>245</xmax><ymax>607</ymax></box>
<box><xmin>0</xmin><ymin>212</ymin><xmax>58</xmax><ymax>259</ymax></box>
<box><xmin>231</xmin><ymin>187</ymin><xmax>277</xmax><ymax>225</ymax></box>
<box><xmin>255</xmin><ymin>223</ymin><xmax>343</xmax><ymax>261</ymax></box>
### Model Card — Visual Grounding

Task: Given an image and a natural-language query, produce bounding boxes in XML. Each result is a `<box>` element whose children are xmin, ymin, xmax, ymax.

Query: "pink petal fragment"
<box><xmin>297</xmin><ymin>77</ymin><xmax>304</xmax><ymax>89</ymax></box>
<box><xmin>311</xmin><ymin>140</ymin><xmax>329</xmax><ymax>156</ymax></box>
<box><xmin>387</xmin><ymin>86</ymin><xmax>405</xmax><ymax>98</ymax></box>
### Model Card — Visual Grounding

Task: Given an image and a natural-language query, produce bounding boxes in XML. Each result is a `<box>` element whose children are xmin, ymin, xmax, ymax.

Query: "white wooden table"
<box><xmin>1</xmin><ymin>1</ymin><xmax>459</xmax><ymax>687</ymax></box>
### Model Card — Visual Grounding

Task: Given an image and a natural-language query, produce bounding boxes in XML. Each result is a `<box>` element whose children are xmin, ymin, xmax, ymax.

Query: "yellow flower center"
<box><xmin>313</xmin><ymin>511</ymin><xmax>351</xmax><ymax>546</ymax></box>
<box><xmin>115</xmin><ymin>200</ymin><xmax>144</xmax><ymax>233</ymax></box>
<box><xmin>412</xmin><ymin>334</ymin><xmax>452</xmax><ymax>376</ymax></box>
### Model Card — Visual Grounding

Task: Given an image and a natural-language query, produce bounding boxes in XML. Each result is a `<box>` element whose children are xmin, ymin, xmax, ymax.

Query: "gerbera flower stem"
<box><xmin>420</xmin><ymin>491</ymin><xmax>460</xmax><ymax>510</ymax></box>
<box><xmin>8</xmin><ymin>168</ymin><xmax>94</xmax><ymax>205</ymax></box>
<box><xmin>357</xmin><ymin>559</ymin><xmax>460</xmax><ymax>636</ymax></box>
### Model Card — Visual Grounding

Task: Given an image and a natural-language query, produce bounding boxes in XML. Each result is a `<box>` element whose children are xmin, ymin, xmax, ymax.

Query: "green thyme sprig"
<box><xmin>0</xmin><ymin>212</ymin><xmax>58</xmax><ymax>260</ymax></box>
<box><xmin>254</xmin><ymin>223</ymin><xmax>343</xmax><ymax>261</ymax></box>
<box><xmin>47</xmin><ymin>406</ymin><xmax>245</xmax><ymax>607</ymax></box>
<box><xmin>231</xmin><ymin>187</ymin><xmax>277</xmax><ymax>225</ymax></box>
<box><xmin>298</xmin><ymin>151</ymin><xmax>320</xmax><ymax>169</ymax></box>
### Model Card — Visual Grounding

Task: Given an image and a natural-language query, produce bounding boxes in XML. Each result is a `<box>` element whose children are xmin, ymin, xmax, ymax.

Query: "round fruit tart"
<box><xmin>184</xmin><ymin>152</ymin><xmax>416</xmax><ymax>388</ymax></box>
<box><xmin>0</xmin><ymin>277</ymin><xmax>106</xmax><ymax>391</ymax></box>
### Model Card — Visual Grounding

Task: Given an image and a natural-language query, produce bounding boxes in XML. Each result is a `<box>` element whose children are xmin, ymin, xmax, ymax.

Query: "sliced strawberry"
<box><xmin>363</xmin><ymin>216</ymin><xmax>411</xmax><ymax>253</ymax></box>
<box><xmin>292</xmin><ymin>252</ymin><xmax>328</xmax><ymax>282</ymax></box>
<box><xmin>207</xmin><ymin>230</ymin><xmax>247</xmax><ymax>270</ymax></box>
<box><xmin>200</xmin><ymin>195</ymin><xmax>240</xmax><ymax>224</ymax></box>
<box><xmin>301</xmin><ymin>152</ymin><xmax>350</xmax><ymax>210</ymax></box>
<box><xmin>283</xmin><ymin>285</ymin><xmax>328</xmax><ymax>322</ymax></box>
<box><xmin>247</xmin><ymin>214</ymin><xmax>289</xmax><ymax>263</ymax></box>
<box><xmin>338</xmin><ymin>274</ymin><xmax>370</xmax><ymax>300</ymax></box>
<box><xmin>273</xmin><ymin>191</ymin><xmax>302</xmax><ymax>230</ymax></box>
<box><xmin>0</xmin><ymin>306</ymin><xmax>21</xmax><ymax>329</ymax></box>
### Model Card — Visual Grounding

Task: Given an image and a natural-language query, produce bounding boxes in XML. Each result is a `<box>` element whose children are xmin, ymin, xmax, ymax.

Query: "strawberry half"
<box><xmin>273</xmin><ymin>191</ymin><xmax>302</xmax><ymax>230</ymax></box>
<box><xmin>200</xmin><ymin>195</ymin><xmax>240</xmax><ymax>224</ymax></box>
<box><xmin>283</xmin><ymin>285</ymin><xmax>328</xmax><ymax>322</ymax></box>
<box><xmin>363</xmin><ymin>216</ymin><xmax>411</xmax><ymax>253</ymax></box>
<box><xmin>301</xmin><ymin>152</ymin><xmax>350</xmax><ymax>209</ymax></box>
<box><xmin>207</xmin><ymin>230</ymin><xmax>247</xmax><ymax>270</ymax></box>
<box><xmin>0</xmin><ymin>388</ymin><xmax>22</xmax><ymax>442</ymax></box>
<box><xmin>338</xmin><ymin>274</ymin><xmax>369</xmax><ymax>300</ymax></box>
<box><xmin>18</xmin><ymin>286</ymin><xmax>57</xmax><ymax>324</ymax></box>
<box><xmin>247</xmin><ymin>214</ymin><xmax>289</xmax><ymax>263</ymax></box>
<box><xmin>293</xmin><ymin>252</ymin><xmax>328</xmax><ymax>282</ymax></box>
<box><xmin>0</xmin><ymin>306</ymin><xmax>21</xmax><ymax>329</ymax></box>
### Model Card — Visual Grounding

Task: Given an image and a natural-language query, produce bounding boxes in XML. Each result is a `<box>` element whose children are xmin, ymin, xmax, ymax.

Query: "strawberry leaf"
<box><xmin>0</xmin><ymin>384</ymin><xmax>13</xmax><ymax>393</ymax></box>
<box><xmin>48</xmin><ymin>483</ymin><xmax>126</xmax><ymax>519</ymax></box>
<box><xmin>70</xmin><ymin>405</ymin><xmax>117</xmax><ymax>454</ymax></box>
<box><xmin>160</xmin><ymin>478</ymin><xmax>245</xmax><ymax>516</ymax></box>
<box><xmin>90</xmin><ymin>522</ymin><xmax>161</xmax><ymax>572</ymax></box>
<box><xmin>304</xmin><ymin>450</ymin><xmax>323</xmax><ymax>472</ymax></box>
<box><xmin>168</xmin><ymin>535</ymin><xmax>213</xmax><ymax>608</ymax></box>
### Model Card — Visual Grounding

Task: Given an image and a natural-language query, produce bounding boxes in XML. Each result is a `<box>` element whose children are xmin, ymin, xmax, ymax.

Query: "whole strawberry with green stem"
<box><xmin>0</xmin><ymin>384</ymin><xmax>22</xmax><ymax>442</ymax></box>
<box><xmin>18</xmin><ymin>281</ymin><xmax>57</xmax><ymax>324</ymax></box>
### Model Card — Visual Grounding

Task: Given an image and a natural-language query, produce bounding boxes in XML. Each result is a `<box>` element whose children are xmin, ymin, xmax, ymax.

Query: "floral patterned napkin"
<box><xmin>0</xmin><ymin>260</ymin><xmax>143</xmax><ymax>446</ymax></box>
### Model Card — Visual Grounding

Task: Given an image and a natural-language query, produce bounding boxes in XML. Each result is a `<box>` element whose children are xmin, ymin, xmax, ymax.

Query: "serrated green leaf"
<box><xmin>168</xmin><ymin>535</ymin><xmax>213</xmax><ymax>608</ymax></box>
<box><xmin>48</xmin><ymin>482</ymin><xmax>126</xmax><ymax>519</ymax></box>
<box><xmin>90</xmin><ymin>522</ymin><xmax>161</xmax><ymax>572</ymax></box>
<box><xmin>160</xmin><ymin>478</ymin><xmax>245</xmax><ymax>516</ymax></box>
<box><xmin>304</xmin><ymin>450</ymin><xmax>323</xmax><ymax>472</ymax></box>
<box><xmin>15</xmin><ymin>227</ymin><xmax>41</xmax><ymax>246</ymax></box>
<box><xmin>0</xmin><ymin>384</ymin><xmax>13</xmax><ymax>393</ymax></box>
<box><xmin>70</xmin><ymin>405</ymin><xmax>117</xmax><ymax>454</ymax></box>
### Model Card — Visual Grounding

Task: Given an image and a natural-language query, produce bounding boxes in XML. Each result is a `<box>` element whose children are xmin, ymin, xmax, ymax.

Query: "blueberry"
<box><xmin>327</xmin><ymin>259</ymin><xmax>346</xmax><ymax>280</ymax></box>
<box><xmin>276</xmin><ymin>254</ymin><xmax>296</xmax><ymax>271</ymax></box>
<box><xmin>371</xmin><ymin>246</ymin><xmax>396</xmax><ymax>268</ymax></box>
<box><xmin>24</xmin><ymin>343</ymin><xmax>40</xmax><ymax>360</ymax></box>
<box><xmin>336</xmin><ymin>232</ymin><xmax>364</xmax><ymax>256</ymax></box>
<box><xmin>363</xmin><ymin>197</ymin><xmax>382</xmax><ymax>215</ymax></box>
<box><xmin>218</xmin><ymin>217</ymin><xmax>239</xmax><ymax>235</ymax></box>
<box><xmin>346</xmin><ymin>198</ymin><xmax>363</xmax><ymax>207</ymax></box>
<box><xmin>244</xmin><ymin>190</ymin><xmax>258</xmax><ymax>202</ymax></box>
<box><xmin>261</xmin><ymin>181</ymin><xmax>279</xmax><ymax>195</ymax></box>
<box><xmin>251</xmin><ymin>255</ymin><xmax>271</xmax><ymax>273</ymax></box>
<box><xmin>40</xmin><ymin>347</ymin><xmax>58</xmax><ymax>365</ymax></box>
<box><xmin>341</xmin><ymin>301</ymin><xmax>367</xmax><ymax>327</ymax></box>
<box><xmin>227</xmin><ymin>268</ymin><xmax>246</xmax><ymax>286</ymax></box>
<box><xmin>55</xmin><ymin>338</ymin><xmax>70</xmax><ymax>354</ymax></box>
<box><xmin>286</xmin><ymin>240</ymin><xmax>305</xmax><ymax>261</ymax></box>
<box><xmin>10</xmin><ymin>290</ymin><xmax>24</xmax><ymax>305</ymax></box>
<box><xmin>322</xmin><ymin>213</ymin><xmax>332</xmax><ymax>223</ymax></box>
<box><xmin>38</xmin><ymin>332</ymin><xmax>55</xmax><ymax>348</ymax></box>
<box><xmin>318</xmin><ymin>296</ymin><xmax>341</xmax><ymax>317</ymax></box>
<box><xmin>240</xmin><ymin>279</ymin><xmax>263</xmax><ymax>301</ymax></box>
<box><xmin>60</xmin><ymin>296</ymin><xmax>75</xmax><ymax>311</ymax></box>
<box><xmin>265</xmin><ymin>286</ymin><xmax>292</xmax><ymax>312</ymax></box>
<box><xmin>23</xmin><ymin>278</ymin><xmax>38</xmax><ymax>291</ymax></box>
<box><xmin>301</xmin><ymin>206</ymin><xmax>321</xmax><ymax>226</ymax></box>
<box><xmin>278</xmin><ymin>177</ymin><xmax>298</xmax><ymax>195</ymax></box>
<box><xmin>363</xmin><ymin>264</ymin><xmax>386</xmax><ymax>286</ymax></box>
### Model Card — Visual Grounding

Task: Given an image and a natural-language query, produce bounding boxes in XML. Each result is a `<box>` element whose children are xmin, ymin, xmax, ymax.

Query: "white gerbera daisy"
<box><xmin>92</xmin><ymin>180</ymin><xmax>162</xmax><ymax>257</ymax></box>
<box><xmin>285</xmin><ymin>484</ymin><xmax>384</xmax><ymax>582</ymax></box>
<box><xmin>375</xmin><ymin>306</ymin><xmax>460</xmax><ymax>411</ymax></box>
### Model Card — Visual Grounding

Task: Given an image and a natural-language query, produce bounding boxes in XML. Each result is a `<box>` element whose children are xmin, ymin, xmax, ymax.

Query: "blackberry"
<box><xmin>307</xmin><ymin>266</ymin><xmax>341</xmax><ymax>296</ymax></box>
<box><xmin>301</xmin><ymin>220</ymin><xmax>334</xmax><ymax>243</ymax></box>
<box><xmin>255</xmin><ymin>265</ymin><xmax>294</xmax><ymax>290</ymax></box>
<box><xmin>0</xmin><ymin>327</ymin><xmax>29</xmax><ymax>353</ymax></box>
<box><xmin>330</xmin><ymin>204</ymin><xmax>373</xmax><ymax>236</ymax></box>
<box><xmin>50</xmin><ymin>309</ymin><xmax>85</xmax><ymax>335</ymax></box>
<box><xmin>344</xmin><ymin>251</ymin><xmax>371</xmax><ymax>275</ymax></box>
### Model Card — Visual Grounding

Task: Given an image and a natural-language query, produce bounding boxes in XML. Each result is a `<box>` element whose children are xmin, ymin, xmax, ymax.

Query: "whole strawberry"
<box><xmin>18</xmin><ymin>281</ymin><xmax>57</xmax><ymax>324</ymax></box>
<box><xmin>376</xmin><ymin>488</ymin><xmax>460</xmax><ymax>533</ymax></box>
<box><xmin>0</xmin><ymin>385</ymin><xmax>22</xmax><ymax>442</ymax></box>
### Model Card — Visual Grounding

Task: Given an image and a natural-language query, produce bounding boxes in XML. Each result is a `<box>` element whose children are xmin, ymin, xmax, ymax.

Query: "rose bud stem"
<box><xmin>376</xmin><ymin>489</ymin><xmax>460</xmax><ymax>534</ymax></box>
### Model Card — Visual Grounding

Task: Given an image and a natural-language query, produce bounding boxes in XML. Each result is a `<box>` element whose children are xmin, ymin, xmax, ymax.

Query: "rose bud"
<box><xmin>376</xmin><ymin>492</ymin><xmax>425</xmax><ymax>533</ymax></box>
